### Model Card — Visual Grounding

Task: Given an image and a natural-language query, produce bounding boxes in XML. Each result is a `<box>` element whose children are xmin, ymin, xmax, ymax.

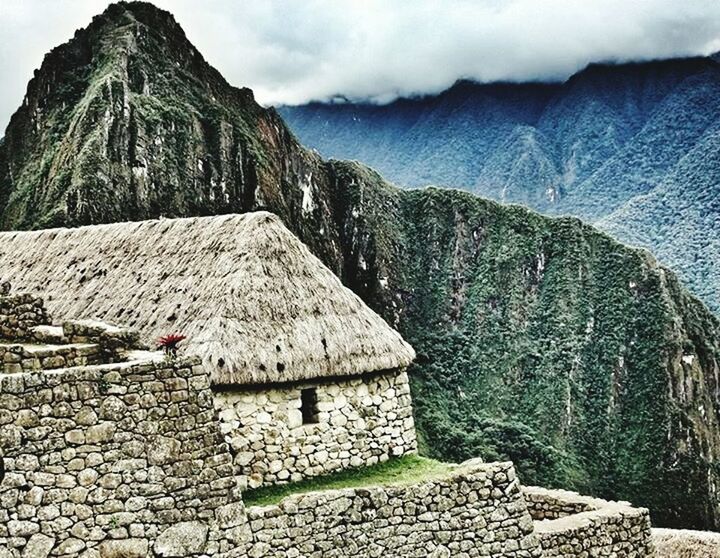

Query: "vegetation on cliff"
<box><xmin>1</xmin><ymin>1</ymin><xmax>719</xmax><ymax>530</ymax></box>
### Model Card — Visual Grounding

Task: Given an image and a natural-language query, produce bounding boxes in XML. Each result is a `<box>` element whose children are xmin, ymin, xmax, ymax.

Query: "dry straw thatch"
<box><xmin>653</xmin><ymin>528</ymin><xmax>720</xmax><ymax>558</ymax></box>
<box><xmin>0</xmin><ymin>212</ymin><xmax>415</xmax><ymax>385</ymax></box>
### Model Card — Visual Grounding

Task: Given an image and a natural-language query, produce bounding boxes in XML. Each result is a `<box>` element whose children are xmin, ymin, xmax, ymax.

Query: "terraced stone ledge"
<box><xmin>523</xmin><ymin>486</ymin><xmax>655</xmax><ymax>557</ymax></box>
<box><xmin>0</xmin><ymin>342</ymin><xmax>101</xmax><ymax>374</ymax></box>
<box><xmin>0</xmin><ymin>285</ymin><xmax>142</xmax><ymax>369</ymax></box>
<box><xmin>242</xmin><ymin>459</ymin><xmax>544</xmax><ymax>558</ymax></box>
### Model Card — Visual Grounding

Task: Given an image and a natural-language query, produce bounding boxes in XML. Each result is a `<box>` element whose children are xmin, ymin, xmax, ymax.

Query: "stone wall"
<box><xmin>0</xmin><ymin>292</ymin><xmax>49</xmax><ymax>341</ymax></box>
<box><xmin>0</xmin><ymin>342</ymin><xmax>101</xmax><ymax>374</ymax></box>
<box><xmin>524</xmin><ymin>487</ymin><xmax>655</xmax><ymax>557</ymax></box>
<box><xmin>522</xmin><ymin>487</ymin><xmax>594</xmax><ymax>520</ymax></box>
<box><xmin>241</xmin><ymin>460</ymin><xmax>544</xmax><ymax>558</ymax></box>
<box><xmin>0</xmin><ymin>356</ymin><xmax>245</xmax><ymax>558</ymax></box>
<box><xmin>214</xmin><ymin>369</ymin><xmax>417</xmax><ymax>489</ymax></box>
<box><xmin>0</xmin><ymin>345</ymin><xmax>657</xmax><ymax>558</ymax></box>
<box><xmin>62</xmin><ymin>319</ymin><xmax>143</xmax><ymax>362</ymax></box>
<box><xmin>0</xmin><ymin>287</ymin><xmax>138</xmax><ymax>366</ymax></box>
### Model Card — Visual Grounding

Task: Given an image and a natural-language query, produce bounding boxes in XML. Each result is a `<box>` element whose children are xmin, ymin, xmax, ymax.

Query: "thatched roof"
<box><xmin>0</xmin><ymin>212</ymin><xmax>415</xmax><ymax>385</ymax></box>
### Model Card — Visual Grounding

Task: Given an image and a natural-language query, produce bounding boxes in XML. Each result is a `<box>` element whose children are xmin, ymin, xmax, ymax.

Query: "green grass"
<box><xmin>242</xmin><ymin>455</ymin><xmax>452</xmax><ymax>507</ymax></box>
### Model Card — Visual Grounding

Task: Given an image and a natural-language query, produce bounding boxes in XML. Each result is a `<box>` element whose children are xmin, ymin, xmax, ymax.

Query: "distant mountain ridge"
<box><xmin>280</xmin><ymin>57</ymin><xmax>720</xmax><ymax>314</ymax></box>
<box><xmin>2</xmin><ymin>1</ymin><xmax>720</xmax><ymax>531</ymax></box>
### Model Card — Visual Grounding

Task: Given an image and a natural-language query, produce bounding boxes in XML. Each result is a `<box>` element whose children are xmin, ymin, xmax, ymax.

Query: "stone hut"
<box><xmin>0</xmin><ymin>212</ymin><xmax>419</xmax><ymax>488</ymax></box>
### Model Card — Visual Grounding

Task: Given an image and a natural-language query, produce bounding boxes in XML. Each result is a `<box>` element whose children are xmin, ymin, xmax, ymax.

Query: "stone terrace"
<box><xmin>524</xmin><ymin>487</ymin><xmax>655</xmax><ymax>557</ymax></box>
<box><xmin>0</xmin><ymin>358</ymin><xmax>657</xmax><ymax>558</ymax></box>
<box><xmin>0</xmin><ymin>285</ymin><xmax>141</xmax><ymax>375</ymax></box>
<box><xmin>0</xmin><ymin>342</ymin><xmax>101</xmax><ymax>374</ymax></box>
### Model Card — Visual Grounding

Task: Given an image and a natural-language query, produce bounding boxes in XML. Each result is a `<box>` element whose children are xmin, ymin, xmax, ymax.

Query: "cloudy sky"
<box><xmin>2</xmin><ymin>0</ymin><xmax>720</xmax><ymax>130</ymax></box>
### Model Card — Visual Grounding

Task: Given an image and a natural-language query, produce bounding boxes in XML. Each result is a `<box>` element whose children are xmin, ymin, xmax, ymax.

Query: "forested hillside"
<box><xmin>1</xmin><ymin>1</ymin><xmax>719</xmax><ymax>530</ymax></box>
<box><xmin>280</xmin><ymin>58</ymin><xmax>720</xmax><ymax>314</ymax></box>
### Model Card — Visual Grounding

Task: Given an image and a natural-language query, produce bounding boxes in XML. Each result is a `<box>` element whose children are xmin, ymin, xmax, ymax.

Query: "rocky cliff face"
<box><xmin>1</xmin><ymin>1</ymin><xmax>719</xmax><ymax>530</ymax></box>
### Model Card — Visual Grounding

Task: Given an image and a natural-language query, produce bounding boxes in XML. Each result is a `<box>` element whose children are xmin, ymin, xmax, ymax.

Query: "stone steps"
<box><xmin>0</xmin><ymin>341</ymin><xmax>101</xmax><ymax>374</ymax></box>
<box><xmin>30</xmin><ymin>324</ymin><xmax>67</xmax><ymax>344</ymax></box>
<box><xmin>0</xmin><ymin>286</ymin><xmax>143</xmax><ymax>374</ymax></box>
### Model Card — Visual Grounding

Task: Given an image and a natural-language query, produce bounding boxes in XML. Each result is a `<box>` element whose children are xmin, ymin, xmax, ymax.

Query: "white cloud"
<box><xmin>1</xmin><ymin>0</ymin><xmax>720</xmax><ymax>129</ymax></box>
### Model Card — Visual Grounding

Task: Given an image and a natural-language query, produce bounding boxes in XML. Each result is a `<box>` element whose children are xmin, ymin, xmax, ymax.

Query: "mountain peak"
<box><xmin>12</xmin><ymin>0</ymin><xmax>252</xmax><ymax>133</ymax></box>
<box><xmin>103</xmin><ymin>1</ymin><xmax>178</xmax><ymax>23</ymax></box>
<box><xmin>0</xmin><ymin>0</ymin><xmax>266</xmax><ymax>230</ymax></box>
<box><xmin>73</xmin><ymin>1</ymin><xmax>184</xmax><ymax>44</ymax></box>
<box><xmin>94</xmin><ymin>1</ymin><xmax>197</xmax><ymax>55</ymax></box>
<box><xmin>40</xmin><ymin>1</ymin><xmax>184</xmax><ymax>64</ymax></box>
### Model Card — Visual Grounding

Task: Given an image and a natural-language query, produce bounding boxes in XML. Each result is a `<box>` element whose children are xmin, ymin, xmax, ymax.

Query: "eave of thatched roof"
<box><xmin>0</xmin><ymin>212</ymin><xmax>415</xmax><ymax>385</ymax></box>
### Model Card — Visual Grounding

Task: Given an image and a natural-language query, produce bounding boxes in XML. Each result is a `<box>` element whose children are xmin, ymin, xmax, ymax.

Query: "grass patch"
<box><xmin>242</xmin><ymin>455</ymin><xmax>452</xmax><ymax>507</ymax></box>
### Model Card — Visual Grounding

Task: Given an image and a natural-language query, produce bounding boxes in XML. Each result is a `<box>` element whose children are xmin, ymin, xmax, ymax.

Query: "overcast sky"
<box><xmin>2</xmin><ymin>0</ymin><xmax>720</xmax><ymax>130</ymax></box>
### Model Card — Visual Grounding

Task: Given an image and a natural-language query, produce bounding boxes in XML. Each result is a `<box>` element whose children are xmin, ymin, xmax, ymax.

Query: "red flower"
<box><xmin>157</xmin><ymin>334</ymin><xmax>187</xmax><ymax>355</ymax></box>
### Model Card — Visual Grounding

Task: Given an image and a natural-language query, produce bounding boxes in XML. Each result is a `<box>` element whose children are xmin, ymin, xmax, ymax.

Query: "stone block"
<box><xmin>154</xmin><ymin>522</ymin><xmax>209</xmax><ymax>557</ymax></box>
<box><xmin>22</xmin><ymin>534</ymin><xmax>55</xmax><ymax>558</ymax></box>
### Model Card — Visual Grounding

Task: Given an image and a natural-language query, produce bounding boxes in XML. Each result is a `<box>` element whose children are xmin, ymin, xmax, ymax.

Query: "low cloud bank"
<box><xmin>2</xmin><ymin>0</ymin><xmax>720</xmax><ymax>127</ymax></box>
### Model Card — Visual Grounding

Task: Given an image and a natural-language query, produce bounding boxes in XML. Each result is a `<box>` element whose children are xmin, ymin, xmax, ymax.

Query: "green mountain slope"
<box><xmin>1</xmin><ymin>1</ymin><xmax>719</xmax><ymax>530</ymax></box>
<box><xmin>330</xmin><ymin>164</ymin><xmax>720</xmax><ymax>529</ymax></box>
<box><xmin>600</xmin><ymin>127</ymin><xmax>720</xmax><ymax>312</ymax></box>
<box><xmin>280</xmin><ymin>59</ymin><xmax>720</xmax><ymax>315</ymax></box>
